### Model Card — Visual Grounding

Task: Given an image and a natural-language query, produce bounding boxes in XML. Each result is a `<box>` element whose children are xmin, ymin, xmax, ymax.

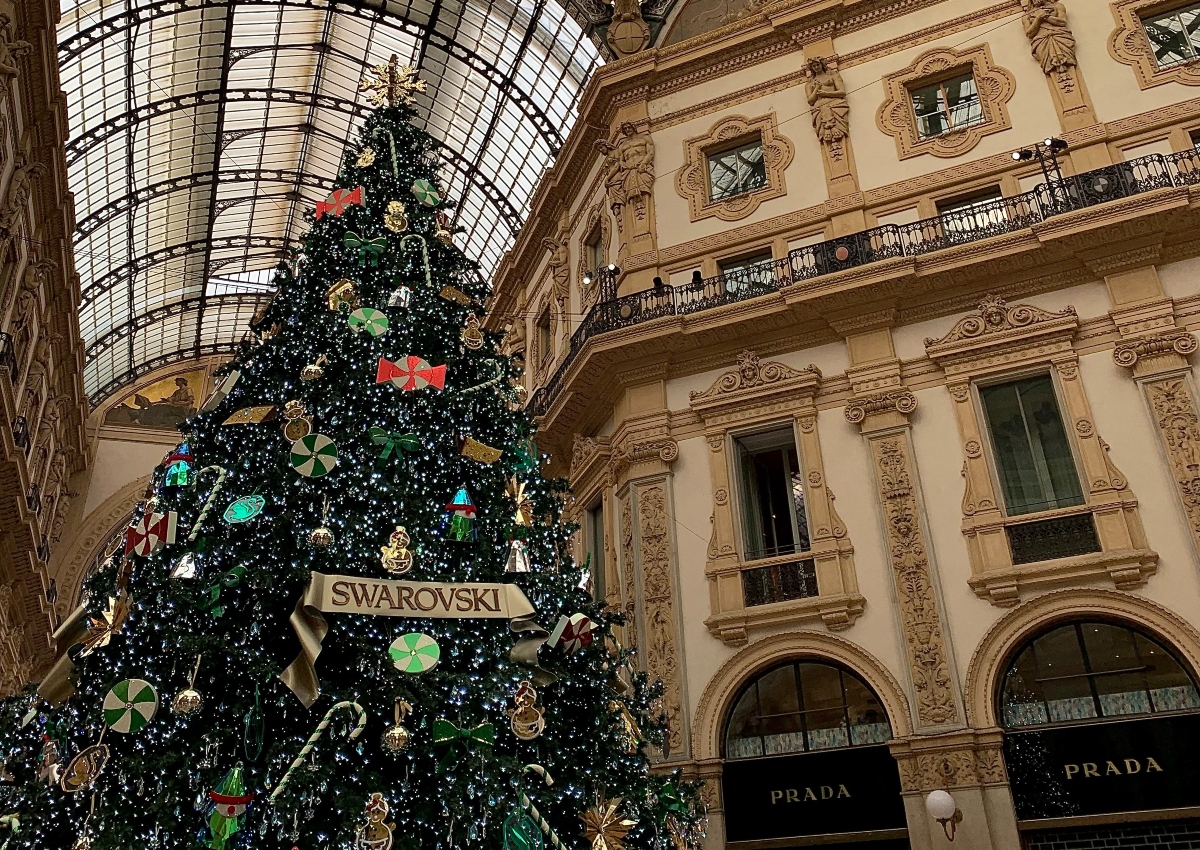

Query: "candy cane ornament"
<box><xmin>270</xmin><ymin>701</ymin><xmax>366</xmax><ymax>802</ymax></box>
<box><xmin>398</xmin><ymin>235</ymin><xmax>431</xmax><ymax>289</ymax></box>
<box><xmin>187</xmin><ymin>466</ymin><xmax>229</xmax><ymax>544</ymax></box>
<box><xmin>520</xmin><ymin>764</ymin><xmax>566</xmax><ymax>850</ymax></box>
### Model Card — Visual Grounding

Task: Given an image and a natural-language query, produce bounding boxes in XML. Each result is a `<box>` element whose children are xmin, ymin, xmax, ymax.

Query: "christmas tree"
<box><xmin>0</xmin><ymin>57</ymin><xmax>704</xmax><ymax>850</ymax></box>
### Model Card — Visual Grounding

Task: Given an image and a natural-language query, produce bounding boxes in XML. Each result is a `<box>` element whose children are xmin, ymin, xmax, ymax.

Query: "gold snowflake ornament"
<box><xmin>581</xmin><ymin>798</ymin><xmax>636</xmax><ymax>850</ymax></box>
<box><xmin>359</xmin><ymin>55</ymin><xmax>427</xmax><ymax>107</ymax></box>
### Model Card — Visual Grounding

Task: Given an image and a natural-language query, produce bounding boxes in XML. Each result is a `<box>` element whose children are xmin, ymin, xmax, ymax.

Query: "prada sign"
<box><xmin>1005</xmin><ymin>712</ymin><xmax>1200</xmax><ymax>821</ymax></box>
<box><xmin>722</xmin><ymin>745</ymin><xmax>906</xmax><ymax>842</ymax></box>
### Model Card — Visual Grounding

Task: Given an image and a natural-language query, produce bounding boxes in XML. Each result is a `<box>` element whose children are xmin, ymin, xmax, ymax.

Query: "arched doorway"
<box><xmin>999</xmin><ymin>620</ymin><xmax>1200</xmax><ymax>848</ymax></box>
<box><xmin>721</xmin><ymin>659</ymin><xmax>910</xmax><ymax>850</ymax></box>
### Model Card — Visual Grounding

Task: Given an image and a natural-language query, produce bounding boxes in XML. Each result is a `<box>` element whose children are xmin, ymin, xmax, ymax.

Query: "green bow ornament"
<box><xmin>368</xmin><ymin>427</ymin><xmax>421</xmax><ymax>464</ymax></box>
<box><xmin>202</xmin><ymin>565</ymin><xmax>246</xmax><ymax>617</ymax></box>
<box><xmin>432</xmin><ymin>718</ymin><xmax>494</xmax><ymax>770</ymax></box>
<box><xmin>344</xmin><ymin>232</ymin><xmax>388</xmax><ymax>266</ymax></box>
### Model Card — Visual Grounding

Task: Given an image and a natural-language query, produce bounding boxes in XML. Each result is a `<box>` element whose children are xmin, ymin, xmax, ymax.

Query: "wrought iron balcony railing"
<box><xmin>529</xmin><ymin>151</ymin><xmax>1197</xmax><ymax>417</ymax></box>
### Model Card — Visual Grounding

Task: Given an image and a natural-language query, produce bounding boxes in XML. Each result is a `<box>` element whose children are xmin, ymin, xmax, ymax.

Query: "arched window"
<box><xmin>999</xmin><ymin>620</ymin><xmax>1200</xmax><ymax>728</ymax></box>
<box><xmin>724</xmin><ymin>661</ymin><xmax>892</xmax><ymax>760</ymax></box>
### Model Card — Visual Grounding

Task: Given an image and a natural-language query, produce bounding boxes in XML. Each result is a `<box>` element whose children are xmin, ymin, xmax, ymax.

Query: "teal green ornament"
<box><xmin>504</xmin><ymin>810</ymin><xmax>543</xmax><ymax>850</ymax></box>
<box><xmin>443</xmin><ymin>485</ymin><xmax>477</xmax><ymax>542</ymax></box>
<box><xmin>205</xmin><ymin>762</ymin><xmax>254</xmax><ymax>849</ymax></box>
<box><xmin>222</xmin><ymin>495</ymin><xmax>265</xmax><ymax>524</ymax></box>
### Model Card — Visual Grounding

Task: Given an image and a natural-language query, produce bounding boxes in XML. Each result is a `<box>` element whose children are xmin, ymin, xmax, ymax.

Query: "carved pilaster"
<box><xmin>890</xmin><ymin>729</ymin><xmax>1008</xmax><ymax>793</ymax></box>
<box><xmin>1113</xmin><ymin>328</ymin><xmax>1197</xmax><ymax>378</ymax></box>
<box><xmin>1145</xmin><ymin>378</ymin><xmax>1200</xmax><ymax>557</ymax></box>
<box><xmin>618</xmin><ymin>490</ymin><xmax>638</xmax><ymax>653</ymax></box>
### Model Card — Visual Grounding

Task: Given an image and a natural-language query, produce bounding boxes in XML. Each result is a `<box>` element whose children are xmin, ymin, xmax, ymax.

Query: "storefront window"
<box><xmin>725</xmin><ymin>661</ymin><xmax>891</xmax><ymax>759</ymax></box>
<box><xmin>999</xmin><ymin>621</ymin><xmax>1200</xmax><ymax>728</ymax></box>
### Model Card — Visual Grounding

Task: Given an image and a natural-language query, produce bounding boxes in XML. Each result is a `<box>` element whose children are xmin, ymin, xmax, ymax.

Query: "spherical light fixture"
<box><xmin>925</xmin><ymin>789</ymin><xmax>962</xmax><ymax>841</ymax></box>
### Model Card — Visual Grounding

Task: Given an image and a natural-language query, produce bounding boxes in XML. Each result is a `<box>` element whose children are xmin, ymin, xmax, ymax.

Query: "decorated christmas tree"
<box><xmin>0</xmin><ymin>58</ymin><xmax>704</xmax><ymax>850</ymax></box>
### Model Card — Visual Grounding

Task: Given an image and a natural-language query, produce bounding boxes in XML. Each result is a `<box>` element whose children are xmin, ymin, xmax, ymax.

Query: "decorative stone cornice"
<box><xmin>924</xmin><ymin>295</ymin><xmax>1080</xmax><ymax>377</ymax></box>
<box><xmin>1113</xmin><ymin>328</ymin><xmax>1197</xmax><ymax>369</ymax></box>
<box><xmin>689</xmin><ymin>350</ymin><xmax>821</xmax><ymax>410</ymax></box>
<box><xmin>844</xmin><ymin>388</ymin><xmax>917</xmax><ymax>425</ymax></box>
<box><xmin>924</xmin><ymin>295</ymin><xmax>1075</xmax><ymax>348</ymax></box>
<box><xmin>608</xmin><ymin>437</ymin><xmax>678</xmax><ymax>480</ymax></box>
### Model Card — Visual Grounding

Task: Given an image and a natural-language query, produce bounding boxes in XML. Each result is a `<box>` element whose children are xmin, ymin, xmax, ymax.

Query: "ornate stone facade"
<box><xmin>637</xmin><ymin>483</ymin><xmax>685</xmax><ymax>756</ymax></box>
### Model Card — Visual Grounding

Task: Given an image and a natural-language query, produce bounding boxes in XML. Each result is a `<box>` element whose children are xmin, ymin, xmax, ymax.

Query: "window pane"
<box><xmin>588</xmin><ymin>504</ymin><xmax>605</xmax><ymax>602</ymax></box>
<box><xmin>911</xmin><ymin>72</ymin><xmax>981</xmax><ymax>138</ymax></box>
<box><xmin>1143</xmin><ymin>6</ymin><xmax>1200</xmax><ymax>67</ymax></box>
<box><xmin>757</xmin><ymin>665</ymin><xmax>804</xmax><ymax>755</ymax></box>
<box><xmin>736</xmin><ymin>428</ymin><xmax>809</xmax><ymax>559</ymax></box>
<box><xmin>707</xmin><ymin>140</ymin><xmax>766</xmax><ymax>201</ymax></box>
<box><xmin>720</xmin><ymin>252</ymin><xmax>775</xmax><ymax>293</ymax></box>
<box><xmin>798</xmin><ymin>664</ymin><xmax>849</xmax><ymax>750</ymax></box>
<box><xmin>726</xmin><ymin>686</ymin><xmax>764</xmax><ymax>759</ymax></box>
<box><xmin>980</xmin><ymin>375</ymin><xmax>1084</xmax><ymax>515</ymax></box>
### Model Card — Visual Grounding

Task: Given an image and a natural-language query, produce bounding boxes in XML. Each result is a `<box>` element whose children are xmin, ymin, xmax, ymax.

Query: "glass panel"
<box><xmin>980</xmin><ymin>375</ymin><xmax>1085</xmax><ymax>516</ymax></box>
<box><xmin>910</xmin><ymin>72</ymin><xmax>982</xmax><ymax>138</ymax></box>
<box><xmin>757</xmin><ymin>665</ymin><xmax>804</xmax><ymax>756</ymax></box>
<box><xmin>707</xmin><ymin>140</ymin><xmax>767</xmax><ymax>202</ymax></box>
<box><xmin>725</xmin><ymin>685</ymin><xmax>764</xmax><ymax>759</ymax></box>
<box><xmin>588</xmin><ymin>503</ymin><xmax>605</xmax><ymax>602</ymax></box>
<box><xmin>797</xmin><ymin>663</ymin><xmax>849</xmax><ymax>750</ymax></box>
<box><xmin>735</xmin><ymin>428</ymin><xmax>810</xmax><ymax>559</ymax></box>
<box><xmin>937</xmin><ymin>188</ymin><xmax>1005</xmax><ymax>234</ymax></box>
<box><xmin>1142</xmin><ymin>4</ymin><xmax>1200</xmax><ymax>67</ymax></box>
<box><xmin>720</xmin><ymin>252</ymin><xmax>775</xmax><ymax>293</ymax></box>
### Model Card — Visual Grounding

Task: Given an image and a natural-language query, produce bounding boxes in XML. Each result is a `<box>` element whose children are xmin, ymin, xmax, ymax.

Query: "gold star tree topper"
<box><xmin>581</xmin><ymin>798</ymin><xmax>636</xmax><ymax>850</ymax></box>
<box><xmin>359</xmin><ymin>55</ymin><xmax>427</xmax><ymax>107</ymax></box>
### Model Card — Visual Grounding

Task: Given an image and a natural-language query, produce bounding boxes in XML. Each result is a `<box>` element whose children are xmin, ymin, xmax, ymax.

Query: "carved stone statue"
<box><xmin>614</xmin><ymin>123</ymin><xmax>654</xmax><ymax>214</ymax></box>
<box><xmin>1022</xmin><ymin>0</ymin><xmax>1076</xmax><ymax>77</ymax></box>
<box><xmin>504</xmin><ymin>310</ymin><xmax>527</xmax><ymax>361</ymax></box>
<box><xmin>805</xmin><ymin>57</ymin><xmax>850</xmax><ymax>159</ymax></box>
<box><xmin>0</xmin><ymin>16</ymin><xmax>31</xmax><ymax>81</ymax></box>
<box><xmin>0</xmin><ymin>158</ymin><xmax>44</xmax><ymax>235</ymax></box>
<box><xmin>7</xmin><ymin>269</ymin><xmax>40</xmax><ymax>362</ymax></box>
<box><xmin>541</xmin><ymin>210</ymin><xmax>571</xmax><ymax>331</ymax></box>
<box><xmin>606</xmin><ymin>0</ymin><xmax>650</xmax><ymax>57</ymax></box>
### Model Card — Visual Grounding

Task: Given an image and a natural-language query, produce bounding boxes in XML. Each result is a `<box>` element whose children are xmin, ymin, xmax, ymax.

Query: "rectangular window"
<box><xmin>979</xmin><ymin>375</ymin><xmax>1085</xmax><ymax>516</ymax></box>
<box><xmin>910</xmin><ymin>71</ymin><xmax>984</xmax><ymax>138</ymax></box>
<box><xmin>735</xmin><ymin>427</ymin><xmax>811</xmax><ymax>560</ymax></box>
<box><xmin>707</xmin><ymin>139</ymin><xmax>767</xmax><ymax>202</ymax></box>
<box><xmin>936</xmin><ymin>187</ymin><xmax>1005</xmax><ymax>235</ymax></box>
<box><xmin>1141</xmin><ymin>3</ymin><xmax>1200</xmax><ymax>68</ymax></box>
<box><xmin>1191</xmin><ymin>130</ymin><xmax>1200</xmax><ymax>151</ymax></box>
<box><xmin>585</xmin><ymin>227</ymin><xmax>604</xmax><ymax>273</ymax></box>
<box><xmin>587</xmin><ymin>502</ymin><xmax>606</xmax><ymax>602</ymax></box>
<box><xmin>536</xmin><ymin>308</ymin><xmax>552</xmax><ymax>364</ymax></box>
<box><xmin>720</xmin><ymin>252</ymin><xmax>775</xmax><ymax>293</ymax></box>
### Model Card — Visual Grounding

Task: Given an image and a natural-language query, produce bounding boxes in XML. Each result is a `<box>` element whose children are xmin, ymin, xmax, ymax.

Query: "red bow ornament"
<box><xmin>315</xmin><ymin>186</ymin><xmax>364</xmax><ymax>220</ymax></box>
<box><xmin>376</xmin><ymin>356</ymin><xmax>447</xmax><ymax>391</ymax></box>
<box><xmin>124</xmin><ymin>511</ymin><xmax>178</xmax><ymax>557</ymax></box>
<box><xmin>549</xmin><ymin>613</ymin><xmax>595</xmax><ymax>654</ymax></box>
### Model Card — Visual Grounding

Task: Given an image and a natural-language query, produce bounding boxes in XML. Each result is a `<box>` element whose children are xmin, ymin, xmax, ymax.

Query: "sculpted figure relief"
<box><xmin>1022</xmin><ymin>0</ymin><xmax>1077</xmax><ymax>82</ymax></box>
<box><xmin>596</xmin><ymin>123</ymin><xmax>654</xmax><ymax>231</ymax></box>
<box><xmin>541</xmin><ymin>213</ymin><xmax>571</xmax><ymax>332</ymax></box>
<box><xmin>0</xmin><ymin>16</ymin><xmax>31</xmax><ymax>81</ymax></box>
<box><xmin>805</xmin><ymin>57</ymin><xmax>850</xmax><ymax>158</ymax></box>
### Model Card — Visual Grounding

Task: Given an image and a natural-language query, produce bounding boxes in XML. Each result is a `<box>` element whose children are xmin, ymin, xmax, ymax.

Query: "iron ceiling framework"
<box><xmin>58</xmin><ymin>0</ymin><xmax>603</xmax><ymax>405</ymax></box>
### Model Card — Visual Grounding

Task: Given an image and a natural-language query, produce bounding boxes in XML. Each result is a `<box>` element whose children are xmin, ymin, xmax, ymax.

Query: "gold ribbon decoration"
<box><xmin>280</xmin><ymin>572</ymin><xmax>552</xmax><ymax>706</ymax></box>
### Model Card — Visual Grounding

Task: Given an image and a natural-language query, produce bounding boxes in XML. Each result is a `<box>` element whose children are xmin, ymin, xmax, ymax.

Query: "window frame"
<box><xmin>973</xmin><ymin>368</ymin><xmax>1088</xmax><ymax>519</ymax></box>
<box><xmin>908</xmin><ymin>68</ymin><xmax>985</xmax><ymax>140</ymax></box>
<box><xmin>1139</xmin><ymin>1</ymin><xmax>1200</xmax><ymax>68</ymax></box>
<box><xmin>997</xmin><ymin>619</ymin><xmax>1200</xmax><ymax>730</ymax></box>
<box><xmin>729</xmin><ymin>421</ymin><xmax>814</xmax><ymax>563</ymax></box>
<box><xmin>583</xmin><ymin>224</ymin><xmax>604</xmax><ymax>274</ymax></box>
<box><xmin>586</xmin><ymin>499</ymin><xmax>606</xmax><ymax>603</ymax></box>
<box><xmin>705</xmin><ymin>136</ymin><xmax>769</xmax><ymax>204</ymax></box>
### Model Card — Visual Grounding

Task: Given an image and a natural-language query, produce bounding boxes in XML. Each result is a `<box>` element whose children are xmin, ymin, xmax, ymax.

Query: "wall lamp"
<box><xmin>581</xmin><ymin>264</ymin><xmax>619</xmax><ymax>287</ymax></box>
<box><xmin>924</xmin><ymin>790</ymin><xmax>962</xmax><ymax>842</ymax></box>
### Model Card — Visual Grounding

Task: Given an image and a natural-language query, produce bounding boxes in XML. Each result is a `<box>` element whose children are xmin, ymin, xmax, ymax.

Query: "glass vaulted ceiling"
<box><xmin>59</xmin><ymin>0</ymin><xmax>603</xmax><ymax>404</ymax></box>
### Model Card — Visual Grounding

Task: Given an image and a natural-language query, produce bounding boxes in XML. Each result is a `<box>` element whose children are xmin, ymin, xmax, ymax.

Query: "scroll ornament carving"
<box><xmin>924</xmin><ymin>295</ymin><xmax>1077</xmax><ymax>348</ymax></box>
<box><xmin>1148</xmin><ymin>380</ymin><xmax>1200</xmax><ymax>538</ymax></box>
<box><xmin>620</xmin><ymin>494</ymin><xmax>638</xmax><ymax>650</ymax></box>
<box><xmin>690</xmin><ymin>350</ymin><xmax>820</xmax><ymax>402</ymax></box>
<box><xmin>896</xmin><ymin>747</ymin><xmax>1006</xmax><ymax>792</ymax></box>
<box><xmin>610</xmin><ymin>439</ymin><xmax>678</xmax><ymax>477</ymax></box>
<box><xmin>638</xmin><ymin>485</ymin><xmax>685</xmax><ymax>755</ymax></box>
<box><xmin>675</xmin><ymin>114</ymin><xmax>794</xmax><ymax>222</ymax></box>
<box><xmin>844</xmin><ymin>389</ymin><xmax>917</xmax><ymax>424</ymax></box>
<box><xmin>948</xmin><ymin>383</ymin><xmax>970</xmax><ymax>403</ymax></box>
<box><xmin>804</xmin><ymin>56</ymin><xmax>849</xmax><ymax>161</ymax></box>
<box><xmin>596</xmin><ymin>123</ymin><xmax>654</xmax><ymax>229</ymax></box>
<box><xmin>964</xmin><ymin>440</ymin><xmax>982</xmax><ymax>458</ymax></box>
<box><xmin>571</xmin><ymin>435</ymin><xmax>600</xmax><ymax>477</ymax></box>
<box><xmin>1113</xmin><ymin>329</ymin><xmax>1198</xmax><ymax>368</ymax></box>
<box><xmin>875</xmin><ymin>438</ymin><xmax>958</xmax><ymax>726</ymax></box>
<box><xmin>1022</xmin><ymin>0</ymin><xmax>1078</xmax><ymax>89</ymax></box>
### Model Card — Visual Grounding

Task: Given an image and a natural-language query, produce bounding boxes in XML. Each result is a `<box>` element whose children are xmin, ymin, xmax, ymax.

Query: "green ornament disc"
<box><xmin>411</xmin><ymin>179</ymin><xmax>441</xmax><ymax>207</ymax></box>
<box><xmin>102</xmin><ymin>679</ymin><xmax>158</xmax><ymax>734</ymax></box>
<box><xmin>223</xmin><ymin>495</ymin><xmax>265</xmax><ymax>524</ymax></box>
<box><xmin>290</xmin><ymin>433</ymin><xmax>338</xmax><ymax>478</ymax></box>
<box><xmin>389</xmin><ymin>632</ymin><xmax>440</xmax><ymax>673</ymax></box>
<box><xmin>348</xmin><ymin>307</ymin><xmax>389</xmax><ymax>337</ymax></box>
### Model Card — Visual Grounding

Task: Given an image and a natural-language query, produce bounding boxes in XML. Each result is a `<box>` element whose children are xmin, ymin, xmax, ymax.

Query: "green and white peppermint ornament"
<box><xmin>348</xmin><ymin>307</ymin><xmax>389</xmax><ymax>337</ymax></box>
<box><xmin>389</xmin><ymin>632</ymin><xmax>440</xmax><ymax>673</ymax></box>
<box><xmin>411</xmin><ymin>179</ymin><xmax>441</xmax><ymax>207</ymax></box>
<box><xmin>290</xmin><ymin>434</ymin><xmax>338</xmax><ymax>478</ymax></box>
<box><xmin>102</xmin><ymin>679</ymin><xmax>158</xmax><ymax>734</ymax></box>
<box><xmin>223</xmin><ymin>494</ymin><xmax>265</xmax><ymax>524</ymax></box>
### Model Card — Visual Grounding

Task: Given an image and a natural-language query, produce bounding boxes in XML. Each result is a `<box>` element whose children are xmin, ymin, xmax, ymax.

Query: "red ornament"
<box><xmin>315</xmin><ymin>186</ymin><xmax>364</xmax><ymax>219</ymax></box>
<box><xmin>124</xmin><ymin>511</ymin><xmax>178</xmax><ymax>557</ymax></box>
<box><xmin>376</xmin><ymin>356</ymin><xmax>447</xmax><ymax>391</ymax></box>
<box><xmin>549</xmin><ymin>613</ymin><xmax>595</xmax><ymax>654</ymax></box>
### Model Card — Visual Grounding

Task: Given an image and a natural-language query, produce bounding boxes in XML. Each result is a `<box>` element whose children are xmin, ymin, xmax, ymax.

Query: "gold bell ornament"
<box><xmin>308</xmin><ymin>498</ymin><xmax>335</xmax><ymax>548</ymax></box>
<box><xmin>381</xmin><ymin>699</ymin><xmax>414</xmax><ymax>754</ymax></box>
<box><xmin>172</xmin><ymin>654</ymin><xmax>204</xmax><ymax>715</ymax></box>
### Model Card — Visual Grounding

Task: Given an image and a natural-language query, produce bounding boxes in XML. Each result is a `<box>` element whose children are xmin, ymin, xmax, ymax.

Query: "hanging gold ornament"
<box><xmin>79</xmin><ymin>592</ymin><xmax>131</xmax><ymax>657</ymax></box>
<box><xmin>380</xmin><ymin>526</ymin><xmax>414</xmax><ymax>575</ymax></box>
<box><xmin>439</xmin><ymin>285</ymin><xmax>471</xmax><ymax>305</ymax></box>
<box><xmin>381</xmin><ymin>699</ymin><xmax>413</xmax><ymax>753</ymax></box>
<box><xmin>608</xmin><ymin>700</ymin><xmax>642</xmax><ymax>754</ymax></box>
<box><xmin>461</xmin><ymin>313</ymin><xmax>484</xmax><ymax>350</ymax></box>
<box><xmin>581</xmin><ymin>798</ymin><xmax>636</xmax><ymax>850</ymax></box>
<box><xmin>308</xmin><ymin>497</ymin><xmax>335</xmax><ymax>548</ymax></box>
<box><xmin>357</xmin><ymin>147</ymin><xmax>377</xmax><ymax>167</ymax></box>
<box><xmin>507</xmin><ymin>477</ymin><xmax>534</xmax><ymax>527</ymax></box>
<box><xmin>326</xmin><ymin>279</ymin><xmax>359</xmax><ymax>312</ymax></box>
<box><xmin>281</xmin><ymin>400</ymin><xmax>312</xmax><ymax>443</ymax></box>
<box><xmin>172</xmin><ymin>654</ymin><xmax>204</xmax><ymax>715</ymax></box>
<box><xmin>300</xmin><ymin>354</ymin><xmax>328</xmax><ymax>382</ymax></box>
<box><xmin>459</xmin><ymin>435</ymin><xmax>502</xmax><ymax>463</ymax></box>
<box><xmin>359</xmin><ymin>54</ymin><xmax>427</xmax><ymax>107</ymax></box>
<box><xmin>383</xmin><ymin>201</ymin><xmax>409</xmax><ymax>233</ymax></box>
<box><xmin>508</xmin><ymin>680</ymin><xmax>545</xmax><ymax>740</ymax></box>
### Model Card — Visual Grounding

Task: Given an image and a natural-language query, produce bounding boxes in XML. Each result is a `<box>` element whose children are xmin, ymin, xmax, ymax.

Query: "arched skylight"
<box><xmin>58</xmin><ymin>0</ymin><xmax>603</xmax><ymax>404</ymax></box>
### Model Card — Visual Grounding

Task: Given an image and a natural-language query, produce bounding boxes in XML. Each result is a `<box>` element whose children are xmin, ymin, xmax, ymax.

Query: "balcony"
<box><xmin>11</xmin><ymin>415</ymin><xmax>28</xmax><ymax>452</ymax></box>
<box><xmin>0</xmin><ymin>331</ymin><xmax>15</xmax><ymax>383</ymax></box>
<box><xmin>530</xmin><ymin>152</ymin><xmax>1196</xmax><ymax>417</ymax></box>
